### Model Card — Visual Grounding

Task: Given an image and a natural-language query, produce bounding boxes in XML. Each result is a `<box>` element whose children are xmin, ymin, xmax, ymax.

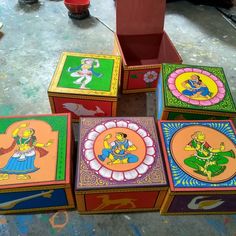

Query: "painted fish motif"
<box><xmin>187</xmin><ymin>196</ymin><xmax>224</xmax><ymax>210</ymax></box>
<box><xmin>63</xmin><ymin>103</ymin><xmax>105</xmax><ymax>116</ymax></box>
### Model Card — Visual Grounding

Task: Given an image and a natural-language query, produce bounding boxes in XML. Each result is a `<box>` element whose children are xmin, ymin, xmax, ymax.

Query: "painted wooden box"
<box><xmin>158</xmin><ymin>120</ymin><xmax>236</xmax><ymax>215</ymax></box>
<box><xmin>113</xmin><ymin>0</ymin><xmax>182</xmax><ymax>94</ymax></box>
<box><xmin>157</xmin><ymin>63</ymin><xmax>236</xmax><ymax>120</ymax></box>
<box><xmin>75</xmin><ymin>117</ymin><xmax>167</xmax><ymax>213</ymax></box>
<box><xmin>0</xmin><ymin>114</ymin><xmax>74</xmax><ymax>214</ymax></box>
<box><xmin>48</xmin><ymin>52</ymin><xmax>120</xmax><ymax>122</ymax></box>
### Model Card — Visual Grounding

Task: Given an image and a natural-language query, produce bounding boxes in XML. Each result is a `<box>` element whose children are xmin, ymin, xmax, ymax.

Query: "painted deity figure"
<box><xmin>0</xmin><ymin>123</ymin><xmax>53</xmax><ymax>180</ymax></box>
<box><xmin>184</xmin><ymin>131</ymin><xmax>235</xmax><ymax>181</ymax></box>
<box><xmin>98</xmin><ymin>133</ymin><xmax>139</xmax><ymax>164</ymax></box>
<box><xmin>68</xmin><ymin>58</ymin><xmax>103</xmax><ymax>89</ymax></box>
<box><xmin>181</xmin><ymin>74</ymin><xmax>212</xmax><ymax>98</ymax></box>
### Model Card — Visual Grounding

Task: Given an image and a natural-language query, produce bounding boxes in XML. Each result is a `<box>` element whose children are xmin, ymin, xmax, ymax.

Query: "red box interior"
<box><xmin>116</xmin><ymin>0</ymin><xmax>182</xmax><ymax>67</ymax></box>
<box><xmin>117</xmin><ymin>32</ymin><xmax>181</xmax><ymax>66</ymax></box>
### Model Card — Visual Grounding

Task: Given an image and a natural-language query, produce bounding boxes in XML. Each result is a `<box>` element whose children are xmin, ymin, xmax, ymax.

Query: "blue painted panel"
<box><xmin>0</xmin><ymin>188</ymin><xmax>68</xmax><ymax>211</ymax></box>
<box><xmin>156</xmin><ymin>73</ymin><xmax>164</xmax><ymax>120</ymax></box>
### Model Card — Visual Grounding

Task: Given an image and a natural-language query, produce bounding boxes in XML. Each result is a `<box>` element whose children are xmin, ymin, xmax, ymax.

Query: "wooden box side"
<box><xmin>76</xmin><ymin>187</ymin><xmax>167</xmax><ymax>213</ymax></box>
<box><xmin>116</xmin><ymin>0</ymin><xmax>166</xmax><ymax>36</ymax></box>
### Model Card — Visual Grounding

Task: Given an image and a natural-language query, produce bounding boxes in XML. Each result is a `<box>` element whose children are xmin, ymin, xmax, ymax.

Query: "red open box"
<box><xmin>114</xmin><ymin>0</ymin><xmax>182</xmax><ymax>93</ymax></box>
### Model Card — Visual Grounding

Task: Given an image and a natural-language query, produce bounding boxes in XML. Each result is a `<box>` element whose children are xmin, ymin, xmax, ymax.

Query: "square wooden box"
<box><xmin>75</xmin><ymin>117</ymin><xmax>167</xmax><ymax>213</ymax></box>
<box><xmin>48</xmin><ymin>52</ymin><xmax>120</xmax><ymax>122</ymax></box>
<box><xmin>0</xmin><ymin>114</ymin><xmax>74</xmax><ymax>214</ymax></box>
<box><xmin>113</xmin><ymin>0</ymin><xmax>182</xmax><ymax>94</ymax></box>
<box><xmin>157</xmin><ymin>63</ymin><xmax>236</xmax><ymax>120</ymax></box>
<box><xmin>158</xmin><ymin>120</ymin><xmax>236</xmax><ymax>215</ymax></box>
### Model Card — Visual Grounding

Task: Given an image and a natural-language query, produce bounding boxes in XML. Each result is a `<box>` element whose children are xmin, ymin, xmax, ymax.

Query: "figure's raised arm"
<box><xmin>103</xmin><ymin>134</ymin><xmax>112</xmax><ymax>149</ymax></box>
<box><xmin>184</xmin><ymin>144</ymin><xmax>195</xmax><ymax>151</ymax></box>
<box><xmin>35</xmin><ymin>140</ymin><xmax>53</xmax><ymax>148</ymax></box>
<box><xmin>127</xmin><ymin>141</ymin><xmax>137</xmax><ymax>151</ymax></box>
<box><xmin>12</xmin><ymin>123</ymin><xmax>28</xmax><ymax>137</ymax></box>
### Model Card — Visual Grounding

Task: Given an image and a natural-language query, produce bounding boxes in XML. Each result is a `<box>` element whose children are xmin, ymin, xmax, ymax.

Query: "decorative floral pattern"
<box><xmin>144</xmin><ymin>71</ymin><xmax>158</xmax><ymax>83</ymax></box>
<box><xmin>168</xmin><ymin>68</ymin><xmax>226</xmax><ymax>106</ymax></box>
<box><xmin>82</xmin><ymin>120</ymin><xmax>156</xmax><ymax>182</ymax></box>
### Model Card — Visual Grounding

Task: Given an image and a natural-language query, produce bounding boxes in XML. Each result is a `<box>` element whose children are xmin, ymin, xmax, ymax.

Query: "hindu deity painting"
<box><xmin>183</xmin><ymin>131</ymin><xmax>235</xmax><ymax>181</ymax></box>
<box><xmin>167</xmin><ymin>67</ymin><xmax>226</xmax><ymax>106</ymax></box>
<box><xmin>0</xmin><ymin>120</ymin><xmax>59</xmax><ymax>185</ymax></box>
<box><xmin>82</xmin><ymin>119</ymin><xmax>157</xmax><ymax>182</ymax></box>
<box><xmin>68</xmin><ymin>58</ymin><xmax>103</xmax><ymax>89</ymax></box>
<box><xmin>168</xmin><ymin>123</ymin><xmax>236</xmax><ymax>184</ymax></box>
<box><xmin>57</xmin><ymin>54</ymin><xmax>115</xmax><ymax>92</ymax></box>
<box><xmin>98</xmin><ymin>132</ymin><xmax>139</xmax><ymax>165</ymax></box>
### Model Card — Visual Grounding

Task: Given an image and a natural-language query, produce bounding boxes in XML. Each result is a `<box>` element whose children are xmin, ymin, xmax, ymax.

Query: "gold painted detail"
<box><xmin>93</xmin><ymin>194</ymin><xmax>136</xmax><ymax>210</ymax></box>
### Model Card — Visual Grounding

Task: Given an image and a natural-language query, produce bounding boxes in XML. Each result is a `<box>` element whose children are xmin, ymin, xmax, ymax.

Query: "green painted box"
<box><xmin>156</xmin><ymin>63</ymin><xmax>236</xmax><ymax>120</ymax></box>
<box><xmin>48</xmin><ymin>52</ymin><xmax>120</xmax><ymax>122</ymax></box>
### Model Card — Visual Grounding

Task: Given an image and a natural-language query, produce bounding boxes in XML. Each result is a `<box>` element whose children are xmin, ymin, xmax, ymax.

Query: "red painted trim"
<box><xmin>0</xmin><ymin>113</ymin><xmax>70</xmax><ymax>119</ymax></box>
<box><xmin>0</xmin><ymin>180</ymin><xmax>67</xmax><ymax>190</ymax></box>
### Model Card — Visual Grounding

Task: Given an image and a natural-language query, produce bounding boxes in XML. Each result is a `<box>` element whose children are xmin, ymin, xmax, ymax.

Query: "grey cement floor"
<box><xmin>1</xmin><ymin>0</ymin><xmax>236</xmax><ymax>235</ymax></box>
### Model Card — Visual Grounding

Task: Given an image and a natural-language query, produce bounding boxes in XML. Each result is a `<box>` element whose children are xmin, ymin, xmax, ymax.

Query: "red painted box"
<box><xmin>75</xmin><ymin>117</ymin><xmax>167</xmax><ymax>213</ymax></box>
<box><xmin>159</xmin><ymin>120</ymin><xmax>236</xmax><ymax>215</ymax></box>
<box><xmin>114</xmin><ymin>0</ymin><xmax>182</xmax><ymax>93</ymax></box>
<box><xmin>48</xmin><ymin>52</ymin><xmax>120</xmax><ymax>122</ymax></box>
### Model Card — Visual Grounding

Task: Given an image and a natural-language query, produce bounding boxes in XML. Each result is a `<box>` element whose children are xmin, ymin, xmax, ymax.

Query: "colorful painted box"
<box><xmin>157</xmin><ymin>63</ymin><xmax>236</xmax><ymax>120</ymax></box>
<box><xmin>48</xmin><ymin>52</ymin><xmax>120</xmax><ymax>122</ymax></box>
<box><xmin>75</xmin><ymin>117</ymin><xmax>167</xmax><ymax>213</ymax></box>
<box><xmin>0</xmin><ymin>114</ymin><xmax>74</xmax><ymax>214</ymax></box>
<box><xmin>113</xmin><ymin>0</ymin><xmax>182</xmax><ymax>93</ymax></box>
<box><xmin>159</xmin><ymin>120</ymin><xmax>236</xmax><ymax>215</ymax></box>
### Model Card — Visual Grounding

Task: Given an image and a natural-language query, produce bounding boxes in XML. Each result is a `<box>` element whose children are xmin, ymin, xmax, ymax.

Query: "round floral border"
<box><xmin>168</xmin><ymin>68</ymin><xmax>226</xmax><ymax>106</ymax></box>
<box><xmin>82</xmin><ymin>120</ymin><xmax>156</xmax><ymax>182</ymax></box>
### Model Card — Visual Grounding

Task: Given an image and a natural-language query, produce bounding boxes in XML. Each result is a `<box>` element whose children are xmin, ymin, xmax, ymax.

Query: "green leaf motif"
<box><xmin>130</xmin><ymin>74</ymin><xmax>138</xmax><ymax>79</ymax></box>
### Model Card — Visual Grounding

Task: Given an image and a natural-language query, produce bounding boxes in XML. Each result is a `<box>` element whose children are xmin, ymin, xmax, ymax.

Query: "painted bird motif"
<box><xmin>187</xmin><ymin>196</ymin><xmax>224</xmax><ymax>210</ymax></box>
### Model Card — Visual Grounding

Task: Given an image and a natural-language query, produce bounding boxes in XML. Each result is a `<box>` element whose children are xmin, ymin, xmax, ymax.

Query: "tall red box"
<box><xmin>114</xmin><ymin>0</ymin><xmax>182</xmax><ymax>93</ymax></box>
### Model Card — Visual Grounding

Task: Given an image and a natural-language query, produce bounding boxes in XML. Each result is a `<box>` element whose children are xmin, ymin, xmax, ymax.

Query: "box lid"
<box><xmin>162</xmin><ymin>63</ymin><xmax>236</xmax><ymax>115</ymax></box>
<box><xmin>0</xmin><ymin>113</ymin><xmax>71</xmax><ymax>191</ymax></box>
<box><xmin>159</xmin><ymin>120</ymin><xmax>236</xmax><ymax>192</ymax></box>
<box><xmin>48</xmin><ymin>52</ymin><xmax>120</xmax><ymax>98</ymax></box>
<box><xmin>76</xmin><ymin>117</ymin><xmax>167</xmax><ymax>190</ymax></box>
<box><xmin>116</xmin><ymin>0</ymin><xmax>166</xmax><ymax>35</ymax></box>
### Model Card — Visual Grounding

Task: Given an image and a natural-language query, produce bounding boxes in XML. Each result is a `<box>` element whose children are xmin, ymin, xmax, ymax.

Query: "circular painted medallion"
<box><xmin>82</xmin><ymin>120</ymin><xmax>156</xmax><ymax>182</ymax></box>
<box><xmin>168</xmin><ymin>68</ymin><xmax>226</xmax><ymax>106</ymax></box>
<box><xmin>170</xmin><ymin>125</ymin><xmax>236</xmax><ymax>183</ymax></box>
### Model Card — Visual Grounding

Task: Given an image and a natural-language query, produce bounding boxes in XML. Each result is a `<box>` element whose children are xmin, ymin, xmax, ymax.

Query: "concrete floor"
<box><xmin>1</xmin><ymin>0</ymin><xmax>236</xmax><ymax>235</ymax></box>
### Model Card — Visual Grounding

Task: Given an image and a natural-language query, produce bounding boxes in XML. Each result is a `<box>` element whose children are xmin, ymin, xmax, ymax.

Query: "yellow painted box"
<box><xmin>48</xmin><ymin>52</ymin><xmax>120</xmax><ymax>122</ymax></box>
<box><xmin>114</xmin><ymin>0</ymin><xmax>182</xmax><ymax>94</ymax></box>
<box><xmin>0</xmin><ymin>113</ymin><xmax>74</xmax><ymax>214</ymax></box>
<box><xmin>75</xmin><ymin>117</ymin><xmax>167</xmax><ymax>213</ymax></box>
<box><xmin>158</xmin><ymin>120</ymin><xmax>236</xmax><ymax>215</ymax></box>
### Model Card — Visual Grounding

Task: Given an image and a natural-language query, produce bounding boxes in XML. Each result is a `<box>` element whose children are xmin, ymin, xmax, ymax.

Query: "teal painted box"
<box><xmin>156</xmin><ymin>63</ymin><xmax>236</xmax><ymax>120</ymax></box>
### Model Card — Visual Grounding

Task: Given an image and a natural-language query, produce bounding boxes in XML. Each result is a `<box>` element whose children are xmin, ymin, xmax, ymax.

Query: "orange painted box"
<box><xmin>48</xmin><ymin>52</ymin><xmax>120</xmax><ymax>122</ymax></box>
<box><xmin>114</xmin><ymin>0</ymin><xmax>182</xmax><ymax>93</ymax></box>
<box><xmin>157</xmin><ymin>63</ymin><xmax>236</xmax><ymax>120</ymax></box>
<box><xmin>75</xmin><ymin>117</ymin><xmax>167</xmax><ymax>213</ymax></box>
<box><xmin>158</xmin><ymin>120</ymin><xmax>236</xmax><ymax>215</ymax></box>
<box><xmin>0</xmin><ymin>114</ymin><xmax>74</xmax><ymax>214</ymax></box>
